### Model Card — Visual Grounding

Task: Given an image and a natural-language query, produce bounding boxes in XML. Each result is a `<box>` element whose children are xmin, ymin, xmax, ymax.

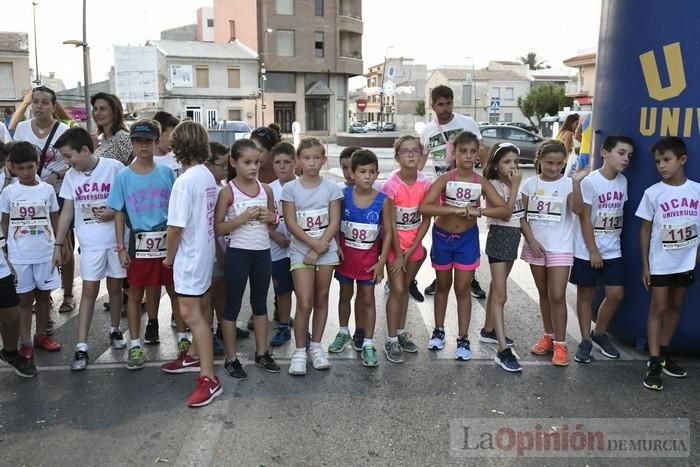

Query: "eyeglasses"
<box><xmin>398</xmin><ymin>148</ymin><xmax>422</xmax><ymax>157</ymax></box>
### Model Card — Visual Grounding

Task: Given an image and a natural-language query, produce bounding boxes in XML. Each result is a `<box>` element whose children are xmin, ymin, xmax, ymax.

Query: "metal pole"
<box><xmin>82</xmin><ymin>0</ymin><xmax>93</xmax><ymax>133</ymax></box>
<box><xmin>32</xmin><ymin>0</ymin><xmax>40</xmax><ymax>84</ymax></box>
<box><xmin>378</xmin><ymin>56</ymin><xmax>388</xmax><ymax>132</ymax></box>
<box><xmin>261</xmin><ymin>63</ymin><xmax>266</xmax><ymax>126</ymax></box>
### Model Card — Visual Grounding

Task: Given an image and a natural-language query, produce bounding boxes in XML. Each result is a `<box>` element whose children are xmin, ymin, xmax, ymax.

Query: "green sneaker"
<box><xmin>362</xmin><ymin>345</ymin><xmax>378</xmax><ymax>367</ymax></box>
<box><xmin>127</xmin><ymin>346</ymin><xmax>145</xmax><ymax>370</ymax></box>
<box><xmin>384</xmin><ymin>340</ymin><xmax>404</xmax><ymax>363</ymax></box>
<box><xmin>398</xmin><ymin>332</ymin><xmax>418</xmax><ymax>353</ymax></box>
<box><xmin>328</xmin><ymin>332</ymin><xmax>351</xmax><ymax>353</ymax></box>
<box><xmin>178</xmin><ymin>338</ymin><xmax>191</xmax><ymax>355</ymax></box>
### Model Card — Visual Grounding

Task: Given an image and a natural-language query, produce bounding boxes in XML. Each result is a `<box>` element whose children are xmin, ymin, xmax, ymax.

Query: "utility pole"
<box><xmin>32</xmin><ymin>0</ymin><xmax>41</xmax><ymax>84</ymax></box>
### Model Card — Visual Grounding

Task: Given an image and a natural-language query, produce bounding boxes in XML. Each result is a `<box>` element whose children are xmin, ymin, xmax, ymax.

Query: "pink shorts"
<box><xmin>388</xmin><ymin>244</ymin><xmax>426</xmax><ymax>265</ymax></box>
<box><xmin>521</xmin><ymin>245</ymin><xmax>573</xmax><ymax>268</ymax></box>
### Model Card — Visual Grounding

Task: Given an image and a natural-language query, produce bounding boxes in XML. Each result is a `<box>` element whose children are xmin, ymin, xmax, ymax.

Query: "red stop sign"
<box><xmin>356</xmin><ymin>98</ymin><xmax>367</xmax><ymax>111</ymax></box>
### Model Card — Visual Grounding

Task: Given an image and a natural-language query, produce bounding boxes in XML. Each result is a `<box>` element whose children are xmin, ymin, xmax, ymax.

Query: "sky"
<box><xmin>1</xmin><ymin>0</ymin><xmax>601</xmax><ymax>90</ymax></box>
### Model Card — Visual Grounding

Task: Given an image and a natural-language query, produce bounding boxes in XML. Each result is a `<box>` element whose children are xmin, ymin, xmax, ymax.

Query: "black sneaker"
<box><xmin>479</xmin><ymin>328</ymin><xmax>514</xmax><ymax>347</ymax></box>
<box><xmin>409</xmin><ymin>280</ymin><xmax>425</xmax><ymax>302</ymax></box>
<box><xmin>236</xmin><ymin>327</ymin><xmax>250</xmax><ymax>339</ymax></box>
<box><xmin>224</xmin><ymin>358</ymin><xmax>247</xmax><ymax>380</ymax></box>
<box><xmin>661</xmin><ymin>356</ymin><xmax>687</xmax><ymax>378</ymax></box>
<box><xmin>255</xmin><ymin>351</ymin><xmax>281</xmax><ymax>373</ymax></box>
<box><xmin>643</xmin><ymin>359</ymin><xmax>663</xmax><ymax>390</ymax></box>
<box><xmin>0</xmin><ymin>349</ymin><xmax>37</xmax><ymax>378</ymax></box>
<box><xmin>144</xmin><ymin>319</ymin><xmax>160</xmax><ymax>345</ymax></box>
<box><xmin>591</xmin><ymin>331</ymin><xmax>620</xmax><ymax>359</ymax></box>
<box><xmin>470</xmin><ymin>278</ymin><xmax>486</xmax><ymax>299</ymax></box>
<box><xmin>424</xmin><ymin>279</ymin><xmax>436</xmax><ymax>296</ymax></box>
<box><xmin>352</xmin><ymin>328</ymin><xmax>365</xmax><ymax>351</ymax></box>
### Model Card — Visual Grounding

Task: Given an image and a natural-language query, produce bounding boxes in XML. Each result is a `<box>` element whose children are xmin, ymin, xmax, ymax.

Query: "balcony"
<box><xmin>337</xmin><ymin>56</ymin><xmax>363</xmax><ymax>76</ymax></box>
<box><xmin>339</xmin><ymin>0</ymin><xmax>362</xmax><ymax>19</ymax></box>
<box><xmin>337</xmin><ymin>14</ymin><xmax>363</xmax><ymax>35</ymax></box>
<box><xmin>565</xmin><ymin>80</ymin><xmax>589</xmax><ymax>97</ymax></box>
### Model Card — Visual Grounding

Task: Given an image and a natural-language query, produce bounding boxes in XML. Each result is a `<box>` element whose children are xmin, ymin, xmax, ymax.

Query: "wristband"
<box><xmin>478</xmin><ymin>207</ymin><xmax>483</xmax><ymax>217</ymax></box>
<box><xmin>116</xmin><ymin>244</ymin><xmax>126</xmax><ymax>253</ymax></box>
<box><xmin>272</xmin><ymin>214</ymin><xmax>280</xmax><ymax>225</ymax></box>
<box><xmin>54</xmin><ymin>243</ymin><xmax>63</xmax><ymax>247</ymax></box>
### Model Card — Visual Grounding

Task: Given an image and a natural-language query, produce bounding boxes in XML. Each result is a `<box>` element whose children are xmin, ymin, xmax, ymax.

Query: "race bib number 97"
<box><xmin>527</xmin><ymin>195</ymin><xmax>563</xmax><ymax>222</ymax></box>
<box><xmin>135</xmin><ymin>231</ymin><xmax>167</xmax><ymax>258</ymax></box>
<box><xmin>297</xmin><ymin>208</ymin><xmax>329</xmax><ymax>239</ymax></box>
<box><xmin>661</xmin><ymin>222</ymin><xmax>698</xmax><ymax>250</ymax></box>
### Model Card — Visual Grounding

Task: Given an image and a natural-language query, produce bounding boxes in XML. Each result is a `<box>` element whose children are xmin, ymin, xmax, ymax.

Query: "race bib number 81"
<box><xmin>527</xmin><ymin>195</ymin><xmax>563</xmax><ymax>222</ymax></box>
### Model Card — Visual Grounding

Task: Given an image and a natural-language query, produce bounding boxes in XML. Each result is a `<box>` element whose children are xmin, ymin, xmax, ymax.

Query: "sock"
<box><xmin>339</xmin><ymin>326</ymin><xmax>350</xmax><ymax>335</ymax></box>
<box><xmin>177</xmin><ymin>332</ymin><xmax>188</xmax><ymax>342</ymax></box>
<box><xmin>362</xmin><ymin>338</ymin><xmax>373</xmax><ymax>348</ymax></box>
<box><xmin>279</xmin><ymin>322</ymin><xmax>290</xmax><ymax>329</ymax></box>
<box><xmin>294</xmin><ymin>347</ymin><xmax>306</xmax><ymax>354</ymax></box>
<box><xmin>660</xmin><ymin>345</ymin><xmax>670</xmax><ymax>357</ymax></box>
<box><xmin>130</xmin><ymin>339</ymin><xmax>141</xmax><ymax>349</ymax></box>
<box><xmin>546</xmin><ymin>333</ymin><xmax>554</xmax><ymax>338</ymax></box>
<box><xmin>110</xmin><ymin>326</ymin><xmax>119</xmax><ymax>333</ymax></box>
<box><xmin>20</xmin><ymin>339</ymin><xmax>32</xmax><ymax>348</ymax></box>
<box><xmin>397</xmin><ymin>328</ymin><xmax>405</xmax><ymax>336</ymax></box>
<box><xmin>310</xmin><ymin>342</ymin><xmax>321</xmax><ymax>350</ymax></box>
<box><xmin>592</xmin><ymin>329</ymin><xmax>604</xmax><ymax>337</ymax></box>
<box><xmin>388</xmin><ymin>336</ymin><xmax>398</xmax><ymax>343</ymax></box>
<box><xmin>554</xmin><ymin>340</ymin><xmax>566</xmax><ymax>347</ymax></box>
<box><xmin>436</xmin><ymin>327</ymin><xmax>445</xmax><ymax>331</ymax></box>
<box><xmin>649</xmin><ymin>355</ymin><xmax>662</xmax><ymax>364</ymax></box>
<box><xmin>76</xmin><ymin>342</ymin><xmax>88</xmax><ymax>352</ymax></box>
<box><xmin>148</xmin><ymin>318</ymin><xmax>158</xmax><ymax>324</ymax></box>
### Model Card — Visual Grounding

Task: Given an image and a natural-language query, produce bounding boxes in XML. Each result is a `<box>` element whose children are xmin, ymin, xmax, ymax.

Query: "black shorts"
<box><xmin>0</xmin><ymin>274</ymin><xmax>20</xmax><ymax>308</ymax></box>
<box><xmin>649</xmin><ymin>271</ymin><xmax>695</xmax><ymax>288</ymax></box>
<box><xmin>569</xmin><ymin>257</ymin><xmax>625</xmax><ymax>287</ymax></box>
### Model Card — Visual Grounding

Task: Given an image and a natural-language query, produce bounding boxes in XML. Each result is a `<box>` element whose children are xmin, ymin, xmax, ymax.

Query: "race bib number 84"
<box><xmin>297</xmin><ymin>208</ymin><xmax>329</xmax><ymax>239</ymax></box>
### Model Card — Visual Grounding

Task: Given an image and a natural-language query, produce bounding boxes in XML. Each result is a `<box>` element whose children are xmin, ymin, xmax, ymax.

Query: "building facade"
<box><xmin>563</xmin><ymin>49</ymin><xmax>596</xmax><ymax>110</ymax></box>
<box><xmin>0</xmin><ymin>32</ymin><xmax>31</xmax><ymax>110</ymax></box>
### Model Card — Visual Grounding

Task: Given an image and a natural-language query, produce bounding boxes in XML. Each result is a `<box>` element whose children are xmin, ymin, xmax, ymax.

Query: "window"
<box><xmin>227</xmin><ymin>68</ymin><xmax>240</xmax><ymax>88</ymax></box>
<box><xmin>505</xmin><ymin>87</ymin><xmax>514</xmax><ymax>100</ymax></box>
<box><xmin>306</xmin><ymin>98</ymin><xmax>328</xmax><ymax>131</ymax></box>
<box><xmin>0</xmin><ymin>62</ymin><xmax>14</xmax><ymax>99</ymax></box>
<box><xmin>504</xmin><ymin>112</ymin><xmax>513</xmax><ymax>122</ymax></box>
<box><xmin>315</xmin><ymin>0</ymin><xmax>324</xmax><ymax>16</ymax></box>
<box><xmin>267</xmin><ymin>72</ymin><xmax>296</xmax><ymax>92</ymax></box>
<box><xmin>462</xmin><ymin>84</ymin><xmax>472</xmax><ymax>105</ymax></box>
<box><xmin>229</xmin><ymin>20</ymin><xmax>236</xmax><ymax>40</ymax></box>
<box><xmin>314</xmin><ymin>32</ymin><xmax>324</xmax><ymax>58</ymax></box>
<box><xmin>504</xmin><ymin>127</ymin><xmax>530</xmax><ymax>141</ymax></box>
<box><xmin>195</xmin><ymin>66</ymin><xmax>209</xmax><ymax>88</ymax></box>
<box><xmin>206</xmin><ymin>18</ymin><xmax>214</xmax><ymax>27</ymax></box>
<box><xmin>491</xmin><ymin>87</ymin><xmax>500</xmax><ymax>99</ymax></box>
<box><xmin>276</xmin><ymin>29</ymin><xmax>295</xmax><ymax>57</ymax></box>
<box><xmin>276</xmin><ymin>0</ymin><xmax>293</xmax><ymax>15</ymax></box>
<box><xmin>481</xmin><ymin>128</ymin><xmax>498</xmax><ymax>137</ymax></box>
<box><xmin>228</xmin><ymin>109</ymin><xmax>242</xmax><ymax>120</ymax></box>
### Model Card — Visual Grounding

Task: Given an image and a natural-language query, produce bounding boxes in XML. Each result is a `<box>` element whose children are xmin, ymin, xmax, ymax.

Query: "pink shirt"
<box><xmin>382</xmin><ymin>170</ymin><xmax>431</xmax><ymax>251</ymax></box>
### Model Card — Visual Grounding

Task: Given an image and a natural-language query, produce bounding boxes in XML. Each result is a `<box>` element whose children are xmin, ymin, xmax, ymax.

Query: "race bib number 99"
<box><xmin>445</xmin><ymin>181</ymin><xmax>481</xmax><ymax>208</ymax></box>
<box><xmin>81</xmin><ymin>202</ymin><xmax>107</xmax><ymax>225</ymax></box>
<box><xmin>527</xmin><ymin>195</ymin><xmax>564</xmax><ymax>222</ymax></box>
<box><xmin>10</xmin><ymin>200</ymin><xmax>48</xmax><ymax>226</ymax></box>
<box><xmin>396</xmin><ymin>206</ymin><xmax>420</xmax><ymax>231</ymax></box>
<box><xmin>297</xmin><ymin>208</ymin><xmax>329</xmax><ymax>239</ymax></box>
<box><xmin>661</xmin><ymin>222</ymin><xmax>698</xmax><ymax>250</ymax></box>
<box><xmin>135</xmin><ymin>231</ymin><xmax>167</xmax><ymax>258</ymax></box>
<box><xmin>341</xmin><ymin>221</ymin><xmax>379</xmax><ymax>250</ymax></box>
<box><xmin>594</xmin><ymin>210</ymin><xmax>623</xmax><ymax>236</ymax></box>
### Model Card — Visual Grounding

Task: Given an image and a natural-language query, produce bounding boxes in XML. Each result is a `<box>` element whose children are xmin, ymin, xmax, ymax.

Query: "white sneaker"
<box><xmin>288</xmin><ymin>351</ymin><xmax>307</xmax><ymax>376</ymax></box>
<box><xmin>428</xmin><ymin>328</ymin><xmax>445</xmax><ymax>350</ymax></box>
<box><xmin>309</xmin><ymin>346</ymin><xmax>330</xmax><ymax>370</ymax></box>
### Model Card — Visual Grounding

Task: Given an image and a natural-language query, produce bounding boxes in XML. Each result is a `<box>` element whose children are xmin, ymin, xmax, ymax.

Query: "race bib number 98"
<box><xmin>661</xmin><ymin>222</ymin><xmax>698</xmax><ymax>250</ymax></box>
<box><xmin>135</xmin><ymin>231</ymin><xmax>167</xmax><ymax>258</ymax></box>
<box><xmin>341</xmin><ymin>221</ymin><xmax>379</xmax><ymax>250</ymax></box>
<box><xmin>297</xmin><ymin>208</ymin><xmax>329</xmax><ymax>239</ymax></box>
<box><xmin>527</xmin><ymin>195</ymin><xmax>564</xmax><ymax>222</ymax></box>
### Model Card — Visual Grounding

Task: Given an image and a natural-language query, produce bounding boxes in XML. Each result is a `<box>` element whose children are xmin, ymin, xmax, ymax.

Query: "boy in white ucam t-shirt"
<box><xmin>52</xmin><ymin>127</ymin><xmax>127</xmax><ymax>371</ymax></box>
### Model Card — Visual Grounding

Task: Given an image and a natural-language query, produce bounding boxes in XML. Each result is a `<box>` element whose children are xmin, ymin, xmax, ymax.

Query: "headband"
<box><xmin>494</xmin><ymin>142</ymin><xmax>520</xmax><ymax>157</ymax></box>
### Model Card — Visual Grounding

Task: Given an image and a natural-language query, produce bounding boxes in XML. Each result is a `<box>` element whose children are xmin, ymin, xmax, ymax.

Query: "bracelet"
<box><xmin>116</xmin><ymin>244</ymin><xmax>126</xmax><ymax>252</ymax></box>
<box><xmin>477</xmin><ymin>207</ymin><xmax>484</xmax><ymax>218</ymax></box>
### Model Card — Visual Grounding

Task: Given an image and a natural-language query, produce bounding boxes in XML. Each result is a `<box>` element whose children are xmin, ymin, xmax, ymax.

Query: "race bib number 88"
<box><xmin>445</xmin><ymin>181</ymin><xmax>481</xmax><ymax>208</ymax></box>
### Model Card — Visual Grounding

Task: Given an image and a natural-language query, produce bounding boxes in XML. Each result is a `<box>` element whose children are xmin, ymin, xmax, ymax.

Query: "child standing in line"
<box><xmin>570</xmin><ymin>135</ymin><xmax>635</xmax><ymax>364</ymax></box>
<box><xmin>0</xmin><ymin>141</ymin><xmax>62</xmax><ymax>358</ymax></box>
<box><xmin>636</xmin><ymin>136</ymin><xmax>700</xmax><ymax>391</ymax></box>
<box><xmin>282</xmin><ymin>137</ymin><xmax>343</xmax><ymax>376</ymax></box>
<box><xmin>162</xmin><ymin>121</ymin><xmax>222</xmax><ymax>407</ymax></box>
<box><xmin>420</xmin><ymin>131</ymin><xmax>505</xmax><ymax>360</ymax></box>
<box><xmin>382</xmin><ymin>135</ymin><xmax>431</xmax><ymax>363</ymax></box>
<box><xmin>481</xmin><ymin>143</ymin><xmax>523</xmax><ymax>372</ymax></box>
<box><xmin>269</xmin><ymin>142</ymin><xmax>297</xmax><ymax>348</ymax></box>
<box><xmin>520</xmin><ymin>140</ymin><xmax>576</xmax><ymax>367</ymax></box>
<box><xmin>152</xmin><ymin>111</ymin><xmax>182</xmax><ymax>177</ymax></box>
<box><xmin>330</xmin><ymin>150</ymin><xmax>393</xmax><ymax>367</ymax></box>
<box><xmin>215</xmin><ymin>139</ymin><xmax>280</xmax><ymax>381</ymax></box>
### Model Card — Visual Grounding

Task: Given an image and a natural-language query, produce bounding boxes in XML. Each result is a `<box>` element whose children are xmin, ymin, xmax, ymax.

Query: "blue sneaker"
<box><xmin>271</xmin><ymin>325</ymin><xmax>292</xmax><ymax>347</ymax></box>
<box><xmin>428</xmin><ymin>328</ymin><xmax>445</xmax><ymax>350</ymax></box>
<box><xmin>495</xmin><ymin>347</ymin><xmax>522</xmax><ymax>372</ymax></box>
<box><xmin>455</xmin><ymin>337</ymin><xmax>472</xmax><ymax>361</ymax></box>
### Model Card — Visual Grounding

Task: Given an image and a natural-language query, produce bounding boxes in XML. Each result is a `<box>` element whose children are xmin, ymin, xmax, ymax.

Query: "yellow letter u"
<box><xmin>639</xmin><ymin>42</ymin><xmax>686</xmax><ymax>101</ymax></box>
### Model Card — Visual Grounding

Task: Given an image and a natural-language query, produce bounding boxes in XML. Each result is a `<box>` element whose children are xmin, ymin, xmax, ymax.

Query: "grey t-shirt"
<box><xmin>281</xmin><ymin>177</ymin><xmax>343</xmax><ymax>265</ymax></box>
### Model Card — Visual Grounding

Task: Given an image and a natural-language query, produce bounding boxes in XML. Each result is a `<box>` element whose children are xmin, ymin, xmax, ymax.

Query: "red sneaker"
<box><xmin>34</xmin><ymin>334</ymin><xmax>62</xmax><ymax>352</ymax></box>
<box><xmin>161</xmin><ymin>353</ymin><xmax>201</xmax><ymax>374</ymax></box>
<box><xmin>186</xmin><ymin>376</ymin><xmax>223</xmax><ymax>408</ymax></box>
<box><xmin>19</xmin><ymin>343</ymin><xmax>33</xmax><ymax>359</ymax></box>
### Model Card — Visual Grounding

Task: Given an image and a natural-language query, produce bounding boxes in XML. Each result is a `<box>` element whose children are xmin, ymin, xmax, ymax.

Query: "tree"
<box><xmin>415</xmin><ymin>100</ymin><xmax>425</xmax><ymax>117</ymax></box>
<box><xmin>519</xmin><ymin>52</ymin><xmax>548</xmax><ymax>70</ymax></box>
<box><xmin>518</xmin><ymin>84</ymin><xmax>573</xmax><ymax>126</ymax></box>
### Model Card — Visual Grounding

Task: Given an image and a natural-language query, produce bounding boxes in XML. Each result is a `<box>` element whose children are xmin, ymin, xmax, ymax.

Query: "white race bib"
<box><xmin>0</xmin><ymin>233</ymin><xmax>5</xmax><ymax>248</ymax></box>
<box><xmin>511</xmin><ymin>195</ymin><xmax>525</xmax><ymax>220</ymax></box>
<box><xmin>234</xmin><ymin>199</ymin><xmax>267</xmax><ymax>226</ymax></box>
<box><xmin>80</xmin><ymin>202</ymin><xmax>107</xmax><ymax>225</ymax></box>
<box><xmin>341</xmin><ymin>220</ymin><xmax>379</xmax><ymax>250</ymax></box>
<box><xmin>134</xmin><ymin>231</ymin><xmax>167</xmax><ymax>258</ymax></box>
<box><xmin>297</xmin><ymin>208</ymin><xmax>329</xmax><ymax>239</ymax></box>
<box><xmin>395</xmin><ymin>206</ymin><xmax>421</xmax><ymax>231</ymax></box>
<box><xmin>445</xmin><ymin>181</ymin><xmax>481</xmax><ymax>208</ymax></box>
<box><xmin>10</xmin><ymin>200</ymin><xmax>48</xmax><ymax>227</ymax></box>
<box><xmin>527</xmin><ymin>195</ymin><xmax>564</xmax><ymax>222</ymax></box>
<box><xmin>661</xmin><ymin>222</ymin><xmax>698</xmax><ymax>250</ymax></box>
<box><xmin>594</xmin><ymin>210</ymin><xmax>623</xmax><ymax>236</ymax></box>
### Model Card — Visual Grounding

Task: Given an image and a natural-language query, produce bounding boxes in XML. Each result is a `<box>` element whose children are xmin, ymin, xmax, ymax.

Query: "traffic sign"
<box><xmin>356</xmin><ymin>98</ymin><xmax>367</xmax><ymax>111</ymax></box>
<box><xmin>489</xmin><ymin>98</ymin><xmax>501</xmax><ymax>112</ymax></box>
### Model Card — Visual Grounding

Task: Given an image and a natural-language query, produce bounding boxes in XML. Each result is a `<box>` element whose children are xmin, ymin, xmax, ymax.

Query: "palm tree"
<box><xmin>519</xmin><ymin>52</ymin><xmax>548</xmax><ymax>70</ymax></box>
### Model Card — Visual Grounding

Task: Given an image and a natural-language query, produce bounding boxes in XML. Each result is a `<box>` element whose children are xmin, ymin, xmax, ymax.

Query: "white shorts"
<box><xmin>80</xmin><ymin>248</ymin><xmax>127</xmax><ymax>281</ymax></box>
<box><xmin>14</xmin><ymin>261</ymin><xmax>61</xmax><ymax>294</ymax></box>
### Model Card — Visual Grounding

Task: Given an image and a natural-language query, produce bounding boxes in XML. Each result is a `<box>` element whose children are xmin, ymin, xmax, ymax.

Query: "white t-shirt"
<box><xmin>574</xmin><ymin>170</ymin><xmax>627</xmax><ymax>260</ymax></box>
<box><xmin>167</xmin><ymin>164</ymin><xmax>218</xmax><ymax>295</ymax></box>
<box><xmin>0</xmin><ymin>122</ymin><xmax>11</xmax><ymax>143</ymax></box>
<box><xmin>635</xmin><ymin>179</ymin><xmax>700</xmax><ymax>275</ymax></box>
<box><xmin>521</xmin><ymin>175</ymin><xmax>574</xmax><ymax>254</ymax></box>
<box><xmin>270</xmin><ymin>178</ymin><xmax>294</xmax><ymax>262</ymax></box>
<box><xmin>0</xmin><ymin>185</ymin><xmax>10</xmax><ymax>278</ymax></box>
<box><xmin>13</xmin><ymin>120</ymin><xmax>69</xmax><ymax>193</ymax></box>
<box><xmin>420</xmin><ymin>114</ymin><xmax>482</xmax><ymax>177</ymax></box>
<box><xmin>154</xmin><ymin>152</ymin><xmax>182</xmax><ymax>178</ymax></box>
<box><xmin>59</xmin><ymin>157</ymin><xmax>124</xmax><ymax>251</ymax></box>
<box><xmin>0</xmin><ymin>181</ymin><xmax>59</xmax><ymax>264</ymax></box>
<box><xmin>486</xmin><ymin>178</ymin><xmax>524</xmax><ymax>229</ymax></box>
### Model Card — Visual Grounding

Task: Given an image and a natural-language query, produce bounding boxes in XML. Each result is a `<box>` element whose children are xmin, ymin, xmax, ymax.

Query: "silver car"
<box><xmin>479</xmin><ymin>125</ymin><xmax>544</xmax><ymax>165</ymax></box>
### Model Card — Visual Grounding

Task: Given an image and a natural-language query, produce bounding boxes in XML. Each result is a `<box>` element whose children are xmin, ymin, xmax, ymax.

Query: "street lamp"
<box><xmin>31</xmin><ymin>0</ymin><xmax>40</xmax><ymax>84</ymax></box>
<box><xmin>378</xmin><ymin>45</ymin><xmax>394</xmax><ymax>133</ymax></box>
<box><xmin>62</xmin><ymin>0</ymin><xmax>92</xmax><ymax>133</ymax></box>
<box><xmin>259</xmin><ymin>28</ymin><xmax>273</xmax><ymax>126</ymax></box>
<box><xmin>465</xmin><ymin>56</ymin><xmax>476</xmax><ymax>120</ymax></box>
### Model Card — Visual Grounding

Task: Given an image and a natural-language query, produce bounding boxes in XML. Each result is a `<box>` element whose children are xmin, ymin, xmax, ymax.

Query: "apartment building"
<box><xmin>0</xmin><ymin>32</ymin><xmax>31</xmax><ymax>110</ymax></box>
<box><xmin>563</xmin><ymin>49</ymin><xmax>596</xmax><ymax>110</ymax></box>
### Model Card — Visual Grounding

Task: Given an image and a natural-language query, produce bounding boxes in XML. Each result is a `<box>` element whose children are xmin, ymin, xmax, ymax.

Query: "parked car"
<box><xmin>382</xmin><ymin>121</ymin><xmax>397</xmax><ymax>131</ymax></box>
<box><xmin>478</xmin><ymin>125</ymin><xmax>544</xmax><ymax>165</ymax></box>
<box><xmin>366</xmin><ymin>121</ymin><xmax>379</xmax><ymax>131</ymax></box>
<box><xmin>349</xmin><ymin>121</ymin><xmax>367</xmax><ymax>133</ymax></box>
<box><xmin>506</xmin><ymin>121</ymin><xmax>539</xmax><ymax>134</ymax></box>
<box><xmin>216</xmin><ymin>120</ymin><xmax>251</xmax><ymax>140</ymax></box>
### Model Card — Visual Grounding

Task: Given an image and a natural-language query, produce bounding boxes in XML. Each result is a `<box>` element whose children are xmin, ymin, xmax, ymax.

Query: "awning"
<box><xmin>305</xmin><ymin>81</ymin><xmax>334</xmax><ymax>97</ymax></box>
